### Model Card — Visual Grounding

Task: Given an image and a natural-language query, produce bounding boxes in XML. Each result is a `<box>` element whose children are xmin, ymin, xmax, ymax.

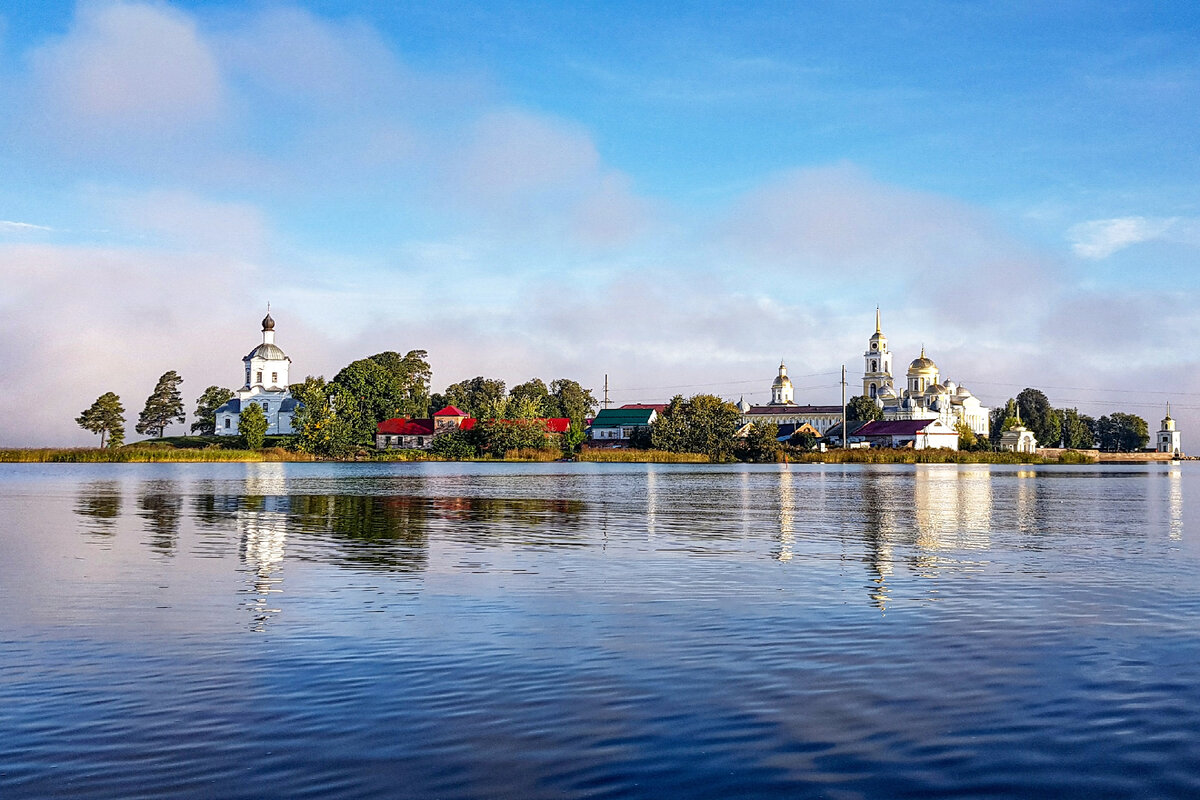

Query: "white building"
<box><xmin>739</xmin><ymin>362</ymin><xmax>843</xmax><ymax>435</ymax></box>
<box><xmin>215</xmin><ymin>313</ymin><xmax>299</xmax><ymax>436</ymax></box>
<box><xmin>999</xmin><ymin>424</ymin><xmax>1038</xmax><ymax>453</ymax></box>
<box><xmin>864</xmin><ymin>310</ymin><xmax>989</xmax><ymax>437</ymax></box>
<box><xmin>1157</xmin><ymin>404</ymin><xmax>1182</xmax><ymax>455</ymax></box>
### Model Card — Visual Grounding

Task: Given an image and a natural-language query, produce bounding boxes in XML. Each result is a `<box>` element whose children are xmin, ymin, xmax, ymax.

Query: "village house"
<box><xmin>853</xmin><ymin>419</ymin><xmax>960</xmax><ymax>450</ymax></box>
<box><xmin>587</xmin><ymin>406</ymin><xmax>658</xmax><ymax>446</ymax></box>
<box><xmin>376</xmin><ymin>406</ymin><xmax>570</xmax><ymax>450</ymax></box>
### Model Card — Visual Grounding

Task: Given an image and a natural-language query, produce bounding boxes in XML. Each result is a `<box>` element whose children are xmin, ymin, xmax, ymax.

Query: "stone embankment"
<box><xmin>1037</xmin><ymin>448</ymin><xmax>1184</xmax><ymax>463</ymax></box>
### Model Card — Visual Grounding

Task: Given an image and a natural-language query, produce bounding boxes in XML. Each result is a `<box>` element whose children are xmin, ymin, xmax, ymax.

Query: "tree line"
<box><xmin>77</xmin><ymin>348</ymin><xmax>599</xmax><ymax>456</ymax></box>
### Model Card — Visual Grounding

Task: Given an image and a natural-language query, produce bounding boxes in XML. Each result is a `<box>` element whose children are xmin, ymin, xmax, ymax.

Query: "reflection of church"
<box><xmin>863</xmin><ymin>310</ymin><xmax>990</xmax><ymax>437</ymax></box>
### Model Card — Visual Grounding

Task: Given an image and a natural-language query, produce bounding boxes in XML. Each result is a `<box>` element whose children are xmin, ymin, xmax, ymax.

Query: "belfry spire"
<box><xmin>875</xmin><ymin>306</ymin><xmax>881</xmax><ymax>333</ymax></box>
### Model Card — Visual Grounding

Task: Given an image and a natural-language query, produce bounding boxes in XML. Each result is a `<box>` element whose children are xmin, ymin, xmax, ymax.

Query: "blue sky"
<box><xmin>2</xmin><ymin>1</ymin><xmax>1199</xmax><ymax>444</ymax></box>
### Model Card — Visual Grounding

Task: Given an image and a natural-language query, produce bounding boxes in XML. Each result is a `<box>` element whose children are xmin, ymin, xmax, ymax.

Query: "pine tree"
<box><xmin>191</xmin><ymin>386</ymin><xmax>234</xmax><ymax>435</ymax></box>
<box><xmin>76</xmin><ymin>392</ymin><xmax>126</xmax><ymax>448</ymax></box>
<box><xmin>136</xmin><ymin>371</ymin><xmax>185</xmax><ymax>438</ymax></box>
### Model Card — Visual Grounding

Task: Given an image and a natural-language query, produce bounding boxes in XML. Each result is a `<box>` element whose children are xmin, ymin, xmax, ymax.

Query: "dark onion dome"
<box><xmin>262</xmin><ymin>313</ymin><xmax>275</xmax><ymax>331</ymax></box>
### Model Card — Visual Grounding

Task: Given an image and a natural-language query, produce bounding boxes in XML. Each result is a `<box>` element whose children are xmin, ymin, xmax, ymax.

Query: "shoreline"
<box><xmin>1</xmin><ymin>446</ymin><xmax>1186</xmax><ymax>465</ymax></box>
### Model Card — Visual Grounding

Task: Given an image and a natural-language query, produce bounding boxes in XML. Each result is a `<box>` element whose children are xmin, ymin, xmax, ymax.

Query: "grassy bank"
<box><xmin>1</xmin><ymin>445</ymin><xmax>312</xmax><ymax>463</ymax></box>
<box><xmin>580</xmin><ymin>449</ymin><xmax>711</xmax><ymax>463</ymax></box>
<box><xmin>788</xmin><ymin>448</ymin><xmax>1096</xmax><ymax>464</ymax></box>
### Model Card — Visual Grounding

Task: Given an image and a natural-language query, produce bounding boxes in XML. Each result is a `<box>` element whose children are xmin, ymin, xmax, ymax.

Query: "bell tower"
<box><xmin>862</xmin><ymin>307</ymin><xmax>892</xmax><ymax>399</ymax></box>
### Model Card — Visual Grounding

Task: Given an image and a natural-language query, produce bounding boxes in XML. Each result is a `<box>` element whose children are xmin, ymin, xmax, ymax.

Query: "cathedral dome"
<box><xmin>772</xmin><ymin>363</ymin><xmax>792</xmax><ymax>387</ymax></box>
<box><xmin>262</xmin><ymin>313</ymin><xmax>275</xmax><ymax>331</ymax></box>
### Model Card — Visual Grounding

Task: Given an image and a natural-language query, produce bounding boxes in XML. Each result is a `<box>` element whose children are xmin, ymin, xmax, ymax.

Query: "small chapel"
<box><xmin>214</xmin><ymin>313</ymin><xmax>299</xmax><ymax>436</ymax></box>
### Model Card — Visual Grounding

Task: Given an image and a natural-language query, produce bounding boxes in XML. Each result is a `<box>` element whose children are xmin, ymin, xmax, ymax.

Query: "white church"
<box><xmin>215</xmin><ymin>313</ymin><xmax>299</xmax><ymax>436</ymax></box>
<box><xmin>863</xmin><ymin>310</ymin><xmax>990</xmax><ymax>437</ymax></box>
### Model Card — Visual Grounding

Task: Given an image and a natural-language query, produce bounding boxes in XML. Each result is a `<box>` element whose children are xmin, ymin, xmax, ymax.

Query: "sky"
<box><xmin>2</xmin><ymin>1</ymin><xmax>1199</xmax><ymax>445</ymax></box>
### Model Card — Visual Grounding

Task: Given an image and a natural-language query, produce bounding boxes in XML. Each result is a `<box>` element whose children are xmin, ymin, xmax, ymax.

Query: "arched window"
<box><xmin>263</xmin><ymin>402</ymin><xmax>269</xmax><ymax>412</ymax></box>
<box><xmin>256</xmin><ymin>371</ymin><xmax>263</xmax><ymax>384</ymax></box>
<box><xmin>224</xmin><ymin>417</ymin><xmax>230</xmax><ymax>429</ymax></box>
<box><xmin>870</xmin><ymin>384</ymin><xmax>877</xmax><ymax>398</ymax></box>
<box><xmin>871</xmin><ymin>360</ymin><xmax>877</xmax><ymax>372</ymax></box>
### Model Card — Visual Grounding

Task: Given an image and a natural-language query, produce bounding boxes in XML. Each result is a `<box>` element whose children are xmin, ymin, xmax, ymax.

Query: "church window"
<box><xmin>271</xmin><ymin>372</ymin><xmax>278</xmax><ymax>384</ymax></box>
<box><xmin>871</xmin><ymin>360</ymin><xmax>877</xmax><ymax>372</ymax></box>
<box><xmin>256</xmin><ymin>370</ymin><xmax>263</xmax><ymax>384</ymax></box>
<box><xmin>224</xmin><ymin>418</ymin><xmax>230</xmax><ymax>429</ymax></box>
<box><xmin>870</xmin><ymin>384</ymin><xmax>877</xmax><ymax>398</ymax></box>
<box><xmin>871</xmin><ymin>343</ymin><xmax>877</xmax><ymax>351</ymax></box>
<box><xmin>263</xmin><ymin>402</ymin><xmax>269</xmax><ymax>412</ymax></box>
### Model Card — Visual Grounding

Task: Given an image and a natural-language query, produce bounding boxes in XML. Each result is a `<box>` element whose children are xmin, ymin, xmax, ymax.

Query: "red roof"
<box><xmin>376</xmin><ymin>418</ymin><xmax>435</xmax><ymax>436</ymax></box>
<box><xmin>460</xmin><ymin>418</ymin><xmax>477</xmax><ymax>431</ymax></box>
<box><xmin>543</xmin><ymin>418</ymin><xmax>570</xmax><ymax>433</ymax></box>
<box><xmin>620</xmin><ymin>403</ymin><xmax>668</xmax><ymax>413</ymax></box>
<box><xmin>434</xmin><ymin>405</ymin><xmax>467</xmax><ymax>417</ymax></box>
<box><xmin>856</xmin><ymin>419</ymin><xmax>947</xmax><ymax>437</ymax></box>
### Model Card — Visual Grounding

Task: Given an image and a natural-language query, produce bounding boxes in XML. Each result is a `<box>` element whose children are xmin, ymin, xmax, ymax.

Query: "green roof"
<box><xmin>590</xmin><ymin>408</ymin><xmax>655</xmax><ymax>427</ymax></box>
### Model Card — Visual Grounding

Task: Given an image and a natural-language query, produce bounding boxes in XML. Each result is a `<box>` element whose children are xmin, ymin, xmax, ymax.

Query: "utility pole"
<box><xmin>603</xmin><ymin>374</ymin><xmax>611</xmax><ymax>409</ymax></box>
<box><xmin>841</xmin><ymin>364</ymin><xmax>847</xmax><ymax>449</ymax></box>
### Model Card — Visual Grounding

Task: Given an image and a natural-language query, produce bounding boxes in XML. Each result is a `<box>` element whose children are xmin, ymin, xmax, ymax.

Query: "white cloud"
<box><xmin>0</xmin><ymin>220</ymin><xmax>52</xmax><ymax>233</ymax></box>
<box><xmin>1068</xmin><ymin>216</ymin><xmax>1177</xmax><ymax>259</ymax></box>
<box><xmin>28</xmin><ymin>2</ymin><xmax>223</xmax><ymax>129</ymax></box>
<box><xmin>85</xmin><ymin>187</ymin><xmax>269</xmax><ymax>255</ymax></box>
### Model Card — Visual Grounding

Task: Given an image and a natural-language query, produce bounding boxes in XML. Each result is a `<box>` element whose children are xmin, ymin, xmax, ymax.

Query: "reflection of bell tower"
<box><xmin>863</xmin><ymin>308</ymin><xmax>893</xmax><ymax>399</ymax></box>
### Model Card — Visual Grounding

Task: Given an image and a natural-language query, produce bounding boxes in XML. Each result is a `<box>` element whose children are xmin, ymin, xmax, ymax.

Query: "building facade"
<box><xmin>739</xmin><ymin>362</ymin><xmax>843</xmax><ymax>435</ymax></box>
<box><xmin>864</xmin><ymin>310</ymin><xmax>990</xmax><ymax>437</ymax></box>
<box><xmin>215</xmin><ymin>313</ymin><xmax>298</xmax><ymax>436</ymax></box>
<box><xmin>1157</xmin><ymin>404</ymin><xmax>1182</xmax><ymax>455</ymax></box>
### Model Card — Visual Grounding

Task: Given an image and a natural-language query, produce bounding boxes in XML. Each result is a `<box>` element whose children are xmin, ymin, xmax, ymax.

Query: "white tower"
<box><xmin>1157</xmin><ymin>403</ymin><xmax>1182</xmax><ymax>455</ymax></box>
<box><xmin>771</xmin><ymin>362</ymin><xmax>795</xmax><ymax>405</ymax></box>
<box><xmin>862</xmin><ymin>308</ymin><xmax>893</xmax><ymax>399</ymax></box>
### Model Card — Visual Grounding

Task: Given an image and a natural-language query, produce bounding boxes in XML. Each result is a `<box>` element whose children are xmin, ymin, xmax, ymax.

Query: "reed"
<box><xmin>788</xmin><ymin>448</ymin><xmax>1053</xmax><ymax>465</ymax></box>
<box><xmin>0</xmin><ymin>447</ymin><xmax>313</xmax><ymax>463</ymax></box>
<box><xmin>579</xmin><ymin>449</ymin><xmax>711</xmax><ymax>463</ymax></box>
<box><xmin>503</xmin><ymin>448</ymin><xmax>563</xmax><ymax>462</ymax></box>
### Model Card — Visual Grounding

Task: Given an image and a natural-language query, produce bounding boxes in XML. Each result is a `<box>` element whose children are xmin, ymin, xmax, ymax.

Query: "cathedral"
<box><xmin>863</xmin><ymin>310</ymin><xmax>990</xmax><ymax>437</ymax></box>
<box><xmin>214</xmin><ymin>313</ymin><xmax>299</xmax><ymax>436</ymax></box>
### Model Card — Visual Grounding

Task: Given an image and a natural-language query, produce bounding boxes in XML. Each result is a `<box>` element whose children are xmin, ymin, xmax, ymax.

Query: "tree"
<box><xmin>290</xmin><ymin>376</ymin><xmax>357</xmax><ymax>457</ymax></box>
<box><xmin>475</xmin><ymin>418</ymin><xmax>556</xmax><ymax>457</ymax></box>
<box><xmin>1017</xmin><ymin>388</ymin><xmax>1061</xmax><ymax>449</ymax></box>
<box><xmin>1059</xmin><ymin>408</ymin><xmax>1095</xmax><ymax>449</ymax></box>
<box><xmin>367</xmin><ymin>350</ymin><xmax>432</xmax><ymax>418</ymax></box>
<box><xmin>430</xmin><ymin>429</ymin><xmax>478</xmax><ymax>459</ymax></box>
<box><xmin>191</xmin><ymin>386</ymin><xmax>234</xmax><ymax>435</ymax></box>
<box><xmin>136</xmin><ymin>371</ymin><xmax>185</xmax><ymax>438</ymax></box>
<box><xmin>846</xmin><ymin>395</ymin><xmax>883</xmax><ymax>422</ymax></box>
<box><xmin>1096</xmin><ymin>413</ymin><xmax>1149</xmax><ymax>452</ymax></box>
<box><xmin>650</xmin><ymin>394</ymin><xmax>742</xmax><ymax>460</ymax></box>
<box><xmin>76</xmin><ymin>392</ymin><xmax>125</xmax><ymax>448</ymax></box>
<box><xmin>788</xmin><ymin>430</ymin><xmax>818</xmax><ymax>451</ymax></box>
<box><xmin>549</xmin><ymin>378</ymin><xmax>599</xmax><ymax>426</ymax></box>
<box><xmin>443</xmin><ymin>377</ymin><xmax>507</xmax><ymax>419</ymax></box>
<box><xmin>739</xmin><ymin>421</ymin><xmax>781</xmax><ymax>463</ymax></box>
<box><xmin>510</xmin><ymin>378</ymin><xmax>556</xmax><ymax>417</ymax></box>
<box><xmin>506</xmin><ymin>394</ymin><xmax>543</xmax><ymax>421</ymax></box>
<box><xmin>990</xmin><ymin>399</ymin><xmax>1021</xmax><ymax>445</ymax></box>
<box><xmin>238</xmin><ymin>403</ymin><xmax>268</xmax><ymax>450</ymax></box>
<box><xmin>955</xmin><ymin>419</ymin><xmax>977</xmax><ymax>450</ymax></box>
<box><xmin>562</xmin><ymin>421</ymin><xmax>587</xmax><ymax>455</ymax></box>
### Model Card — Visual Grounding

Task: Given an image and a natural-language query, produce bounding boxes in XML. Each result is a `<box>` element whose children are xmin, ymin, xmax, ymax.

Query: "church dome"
<box><xmin>246</xmin><ymin>343</ymin><xmax>288</xmax><ymax>361</ymax></box>
<box><xmin>928</xmin><ymin>383</ymin><xmax>948</xmax><ymax>396</ymax></box>
<box><xmin>908</xmin><ymin>356</ymin><xmax>937</xmax><ymax>373</ymax></box>
<box><xmin>262</xmin><ymin>313</ymin><xmax>275</xmax><ymax>331</ymax></box>
<box><xmin>772</xmin><ymin>363</ymin><xmax>792</xmax><ymax>387</ymax></box>
<box><xmin>956</xmin><ymin>386</ymin><xmax>973</xmax><ymax>397</ymax></box>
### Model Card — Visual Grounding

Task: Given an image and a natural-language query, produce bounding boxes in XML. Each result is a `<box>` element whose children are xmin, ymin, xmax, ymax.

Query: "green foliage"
<box><xmin>443</xmin><ymin>376</ymin><xmax>507</xmax><ymax>419</ymax></box>
<box><xmin>548</xmin><ymin>378</ymin><xmax>599</xmax><ymax>426</ymax></box>
<box><xmin>290</xmin><ymin>376</ymin><xmax>357</xmax><ymax>457</ymax></box>
<box><xmin>1017</xmin><ymin>388</ymin><xmax>1061</xmax><ymax>448</ymax></box>
<box><xmin>579</xmin><ymin>449</ymin><xmax>710</xmax><ymax>463</ymax></box>
<box><xmin>191</xmin><ymin>386</ymin><xmax>234</xmax><ymax>435</ymax></box>
<box><xmin>955</xmin><ymin>420</ymin><xmax>978</xmax><ymax>450</ymax></box>
<box><xmin>430</xmin><ymin>429</ymin><xmax>478</xmax><ymax>459</ymax></box>
<box><xmin>562</xmin><ymin>420</ymin><xmax>587</xmax><ymax>455</ymax></box>
<box><xmin>1059</xmin><ymin>408</ymin><xmax>1095</xmax><ymax>449</ymax></box>
<box><xmin>738</xmin><ymin>421</ymin><xmax>782</xmax><ymax>463</ymax></box>
<box><xmin>509</xmin><ymin>378</ymin><xmax>556</xmax><ymax>417</ymax></box>
<box><xmin>650</xmin><ymin>393</ymin><xmax>742</xmax><ymax>460</ymax></box>
<box><xmin>238</xmin><ymin>403</ymin><xmax>268</xmax><ymax>449</ymax></box>
<box><xmin>1095</xmin><ymin>412</ymin><xmax>1149</xmax><ymax>452</ymax></box>
<box><xmin>846</xmin><ymin>395</ymin><xmax>883</xmax><ymax>422</ymax></box>
<box><xmin>136</xmin><ymin>371</ymin><xmax>185</xmax><ymax>438</ymax></box>
<box><xmin>329</xmin><ymin>350</ymin><xmax>432</xmax><ymax>445</ymax></box>
<box><xmin>475</xmin><ymin>418</ymin><xmax>557</xmax><ymax>457</ymax></box>
<box><xmin>788</xmin><ymin>430</ymin><xmax>818</xmax><ymax>451</ymax></box>
<box><xmin>76</xmin><ymin>392</ymin><xmax>126</xmax><ymax>448</ymax></box>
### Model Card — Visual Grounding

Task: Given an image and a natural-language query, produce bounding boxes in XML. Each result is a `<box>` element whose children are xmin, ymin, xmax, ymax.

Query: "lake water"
<box><xmin>2</xmin><ymin>461</ymin><xmax>1199</xmax><ymax>798</ymax></box>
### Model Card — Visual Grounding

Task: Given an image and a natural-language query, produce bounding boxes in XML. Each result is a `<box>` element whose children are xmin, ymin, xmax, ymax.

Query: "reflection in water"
<box><xmin>1169</xmin><ymin>469</ymin><xmax>1183</xmax><ymax>540</ymax></box>
<box><xmin>75</xmin><ymin>481</ymin><xmax>121</xmax><ymax>535</ymax></box>
<box><xmin>860</xmin><ymin>469</ymin><xmax>899</xmax><ymax>611</ymax></box>
<box><xmin>238</xmin><ymin>493</ymin><xmax>290</xmax><ymax>632</ymax></box>
<box><xmin>138</xmin><ymin>480</ymin><xmax>181</xmax><ymax>555</ymax></box>
<box><xmin>775</xmin><ymin>468</ymin><xmax>795</xmax><ymax>562</ymax></box>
